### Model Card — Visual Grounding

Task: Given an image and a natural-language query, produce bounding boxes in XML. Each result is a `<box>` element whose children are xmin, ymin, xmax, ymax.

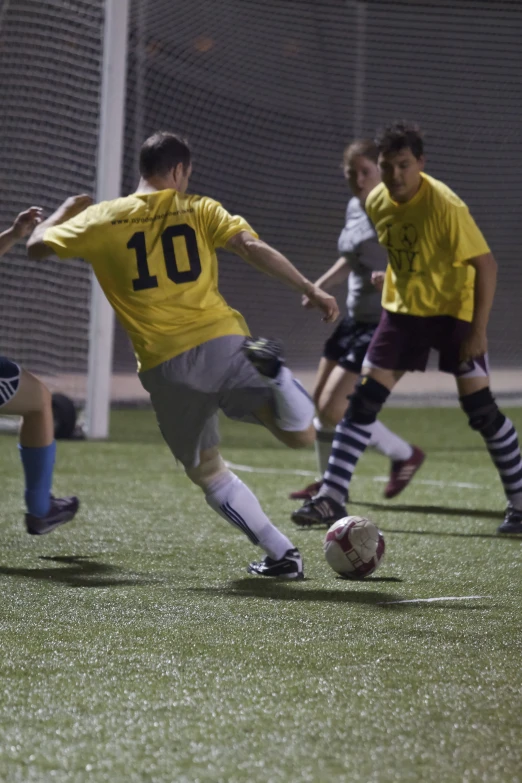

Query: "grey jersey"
<box><xmin>337</xmin><ymin>196</ymin><xmax>387</xmax><ymax>322</ymax></box>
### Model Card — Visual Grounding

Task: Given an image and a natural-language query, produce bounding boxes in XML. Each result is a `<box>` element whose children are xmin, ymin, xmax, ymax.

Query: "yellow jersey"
<box><xmin>44</xmin><ymin>190</ymin><xmax>256</xmax><ymax>371</ymax></box>
<box><xmin>365</xmin><ymin>173</ymin><xmax>490</xmax><ymax>321</ymax></box>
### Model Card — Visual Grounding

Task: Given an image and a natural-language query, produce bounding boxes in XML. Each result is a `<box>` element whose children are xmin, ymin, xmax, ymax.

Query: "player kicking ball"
<box><xmin>0</xmin><ymin>208</ymin><xmax>79</xmax><ymax>534</ymax></box>
<box><xmin>26</xmin><ymin>131</ymin><xmax>339</xmax><ymax>578</ymax></box>
<box><xmin>289</xmin><ymin>138</ymin><xmax>424</xmax><ymax>508</ymax></box>
<box><xmin>293</xmin><ymin>121</ymin><xmax>522</xmax><ymax>535</ymax></box>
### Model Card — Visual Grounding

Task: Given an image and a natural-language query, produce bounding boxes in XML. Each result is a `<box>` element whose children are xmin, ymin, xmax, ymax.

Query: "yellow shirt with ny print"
<box><xmin>43</xmin><ymin>190</ymin><xmax>255</xmax><ymax>371</ymax></box>
<box><xmin>365</xmin><ymin>173</ymin><xmax>490</xmax><ymax>321</ymax></box>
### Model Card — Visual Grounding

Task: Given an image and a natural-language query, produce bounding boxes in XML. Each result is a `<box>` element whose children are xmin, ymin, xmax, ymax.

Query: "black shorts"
<box><xmin>0</xmin><ymin>355</ymin><xmax>21</xmax><ymax>407</ymax></box>
<box><xmin>366</xmin><ymin>310</ymin><xmax>489</xmax><ymax>377</ymax></box>
<box><xmin>322</xmin><ymin>316</ymin><xmax>378</xmax><ymax>374</ymax></box>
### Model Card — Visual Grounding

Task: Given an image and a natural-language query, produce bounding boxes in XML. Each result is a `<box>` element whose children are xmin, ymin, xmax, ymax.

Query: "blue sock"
<box><xmin>19</xmin><ymin>441</ymin><xmax>56</xmax><ymax>517</ymax></box>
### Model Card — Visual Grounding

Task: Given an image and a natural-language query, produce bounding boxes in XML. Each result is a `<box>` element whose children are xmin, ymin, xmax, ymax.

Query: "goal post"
<box><xmin>85</xmin><ymin>0</ymin><xmax>130</xmax><ymax>439</ymax></box>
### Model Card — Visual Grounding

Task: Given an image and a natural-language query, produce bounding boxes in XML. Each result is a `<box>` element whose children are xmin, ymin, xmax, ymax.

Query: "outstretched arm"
<box><xmin>226</xmin><ymin>230</ymin><xmax>339</xmax><ymax>323</ymax></box>
<box><xmin>460</xmin><ymin>252</ymin><xmax>497</xmax><ymax>361</ymax></box>
<box><xmin>302</xmin><ymin>255</ymin><xmax>350</xmax><ymax>309</ymax></box>
<box><xmin>0</xmin><ymin>207</ymin><xmax>43</xmax><ymax>257</ymax></box>
<box><xmin>26</xmin><ymin>194</ymin><xmax>92</xmax><ymax>259</ymax></box>
<box><xmin>314</xmin><ymin>255</ymin><xmax>351</xmax><ymax>290</ymax></box>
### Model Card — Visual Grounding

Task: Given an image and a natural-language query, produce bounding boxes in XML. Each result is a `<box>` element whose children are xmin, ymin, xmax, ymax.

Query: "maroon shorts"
<box><xmin>365</xmin><ymin>310</ymin><xmax>489</xmax><ymax>377</ymax></box>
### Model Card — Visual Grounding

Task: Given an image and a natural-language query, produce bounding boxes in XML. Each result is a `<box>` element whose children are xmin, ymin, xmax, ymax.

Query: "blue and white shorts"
<box><xmin>0</xmin><ymin>356</ymin><xmax>21</xmax><ymax>407</ymax></box>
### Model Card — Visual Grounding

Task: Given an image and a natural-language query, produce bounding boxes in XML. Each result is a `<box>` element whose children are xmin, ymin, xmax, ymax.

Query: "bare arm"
<box><xmin>469</xmin><ymin>252</ymin><xmax>497</xmax><ymax>332</ymax></box>
<box><xmin>301</xmin><ymin>255</ymin><xmax>350</xmax><ymax>309</ymax></box>
<box><xmin>0</xmin><ymin>207</ymin><xmax>43</xmax><ymax>257</ymax></box>
<box><xmin>226</xmin><ymin>230</ymin><xmax>339</xmax><ymax>323</ymax></box>
<box><xmin>227</xmin><ymin>231</ymin><xmax>315</xmax><ymax>294</ymax></box>
<box><xmin>314</xmin><ymin>255</ymin><xmax>351</xmax><ymax>291</ymax></box>
<box><xmin>26</xmin><ymin>194</ymin><xmax>92</xmax><ymax>259</ymax></box>
<box><xmin>459</xmin><ymin>252</ymin><xmax>497</xmax><ymax>361</ymax></box>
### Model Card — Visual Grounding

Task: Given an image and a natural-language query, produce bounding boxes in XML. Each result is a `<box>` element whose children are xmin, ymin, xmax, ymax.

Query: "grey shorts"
<box><xmin>139</xmin><ymin>335</ymin><xmax>273</xmax><ymax>468</ymax></box>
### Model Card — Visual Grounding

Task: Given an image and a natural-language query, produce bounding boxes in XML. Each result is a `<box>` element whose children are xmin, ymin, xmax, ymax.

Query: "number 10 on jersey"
<box><xmin>127</xmin><ymin>224</ymin><xmax>202</xmax><ymax>291</ymax></box>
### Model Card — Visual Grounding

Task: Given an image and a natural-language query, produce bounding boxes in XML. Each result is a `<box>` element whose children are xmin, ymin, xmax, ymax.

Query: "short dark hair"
<box><xmin>375</xmin><ymin>121</ymin><xmax>424</xmax><ymax>159</ymax></box>
<box><xmin>139</xmin><ymin>131</ymin><xmax>191</xmax><ymax>178</ymax></box>
<box><xmin>342</xmin><ymin>138</ymin><xmax>379</xmax><ymax>167</ymax></box>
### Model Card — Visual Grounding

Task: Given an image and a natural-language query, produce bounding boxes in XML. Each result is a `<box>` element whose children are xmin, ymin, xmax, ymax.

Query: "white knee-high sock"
<box><xmin>369</xmin><ymin>420</ymin><xmax>413</xmax><ymax>462</ymax></box>
<box><xmin>313</xmin><ymin>416</ymin><xmax>335</xmax><ymax>475</ymax></box>
<box><xmin>263</xmin><ymin>366</ymin><xmax>314</xmax><ymax>431</ymax></box>
<box><xmin>205</xmin><ymin>471</ymin><xmax>295</xmax><ymax>560</ymax></box>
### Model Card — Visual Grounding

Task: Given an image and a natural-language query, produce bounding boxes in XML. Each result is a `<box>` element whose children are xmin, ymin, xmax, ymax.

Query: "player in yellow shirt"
<box><xmin>26</xmin><ymin>131</ymin><xmax>339</xmax><ymax>577</ymax></box>
<box><xmin>289</xmin><ymin>138</ymin><xmax>424</xmax><ymax>504</ymax></box>
<box><xmin>1</xmin><ymin>207</ymin><xmax>79</xmax><ymax>534</ymax></box>
<box><xmin>293</xmin><ymin>121</ymin><xmax>522</xmax><ymax>534</ymax></box>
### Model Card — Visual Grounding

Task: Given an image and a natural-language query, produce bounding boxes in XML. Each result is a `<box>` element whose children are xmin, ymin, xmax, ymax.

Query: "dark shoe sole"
<box><xmin>246</xmin><ymin>566</ymin><xmax>304</xmax><ymax>579</ymax></box>
<box><xmin>291</xmin><ymin>511</ymin><xmax>333</xmax><ymax>528</ymax></box>
<box><xmin>27</xmin><ymin>515</ymin><xmax>76</xmax><ymax>535</ymax></box>
<box><xmin>497</xmin><ymin>523</ymin><xmax>522</xmax><ymax>534</ymax></box>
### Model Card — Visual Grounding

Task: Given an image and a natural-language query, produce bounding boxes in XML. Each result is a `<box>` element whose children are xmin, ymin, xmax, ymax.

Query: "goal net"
<box><xmin>0</xmin><ymin>0</ymin><xmax>104</xmax><ymax>404</ymax></box>
<box><xmin>0</xmin><ymin>0</ymin><xmax>521</xmax><ymax>420</ymax></box>
<box><xmin>121</xmin><ymin>0</ymin><xmax>522</xmax><ymax>404</ymax></box>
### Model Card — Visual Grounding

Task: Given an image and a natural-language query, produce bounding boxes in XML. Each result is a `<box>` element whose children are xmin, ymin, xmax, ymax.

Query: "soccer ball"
<box><xmin>323</xmin><ymin>516</ymin><xmax>385</xmax><ymax>579</ymax></box>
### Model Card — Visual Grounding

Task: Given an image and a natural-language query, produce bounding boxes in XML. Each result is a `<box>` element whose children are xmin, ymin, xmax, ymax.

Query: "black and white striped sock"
<box><xmin>483</xmin><ymin>416</ymin><xmax>522</xmax><ymax>509</ymax></box>
<box><xmin>317</xmin><ymin>420</ymin><xmax>374</xmax><ymax>505</ymax></box>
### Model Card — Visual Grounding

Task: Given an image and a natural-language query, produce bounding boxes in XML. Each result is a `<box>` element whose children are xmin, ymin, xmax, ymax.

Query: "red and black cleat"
<box><xmin>288</xmin><ymin>480</ymin><xmax>323</xmax><ymax>501</ymax></box>
<box><xmin>384</xmin><ymin>445</ymin><xmax>425</xmax><ymax>499</ymax></box>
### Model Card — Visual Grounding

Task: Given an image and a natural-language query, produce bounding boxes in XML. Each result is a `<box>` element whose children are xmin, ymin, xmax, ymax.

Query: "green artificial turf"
<box><xmin>0</xmin><ymin>407</ymin><xmax>521</xmax><ymax>783</ymax></box>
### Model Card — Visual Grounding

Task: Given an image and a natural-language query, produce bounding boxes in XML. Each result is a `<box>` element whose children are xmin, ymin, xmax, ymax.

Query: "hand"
<box><xmin>57</xmin><ymin>194</ymin><xmax>93</xmax><ymax>221</ymax></box>
<box><xmin>12</xmin><ymin>207</ymin><xmax>43</xmax><ymax>239</ymax></box>
<box><xmin>303</xmin><ymin>285</ymin><xmax>339</xmax><ymax>323</ymax></box>
<box><xmin>459</xmin><ymin>326</ymin><xmax>488</xmax><ymax>362</ymax></box>
<box><xmin>371</xmin><ymin>271</ymin><xmax>385</xmax><ymax>292</ymax></box>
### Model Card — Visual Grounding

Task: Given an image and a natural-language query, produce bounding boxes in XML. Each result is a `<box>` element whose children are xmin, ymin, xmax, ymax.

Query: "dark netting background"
<box><xmin>115</xmin><ymin>0</ymin><xmax>522</xmax><ymax>372</ymax></box>
<box><xmin>0</xmin><ymin>0</ymin><xmax>103</xmax><ymax>379</ymax></box>
<box><xmin>0</xmin><ymin>0</ymin><xmax>520</xmax><ymax>385</ymax></box>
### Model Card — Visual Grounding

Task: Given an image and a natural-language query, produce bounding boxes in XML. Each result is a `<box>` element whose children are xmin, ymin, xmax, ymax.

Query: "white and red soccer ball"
<box><xmin>323</xmin><ymin>516</ymin><xmax>385</xmax><ymax>579</ymax></box>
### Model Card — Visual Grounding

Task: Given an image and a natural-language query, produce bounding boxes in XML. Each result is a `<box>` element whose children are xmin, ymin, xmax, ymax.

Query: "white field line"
<box><xmin>378</xmin><ymin>595</ymin><xmax>490</xmax><ymax>606</ymax></box>
<box><xmin>225</xmin><ymin>462</ymin><xmax>318</xmax><ymax>478</ymax></box>
<box><xmin>374</xmin><ymin>475</ymin><xmax>481</xmax><ymax>489</ymax></box>
<box><xmin>224</xmin><ymin>461</ymin><xmax>482</xmax><ymax>490</ymax></box>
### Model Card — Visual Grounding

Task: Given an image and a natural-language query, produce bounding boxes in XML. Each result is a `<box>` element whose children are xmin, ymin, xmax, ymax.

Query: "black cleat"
<box><xmin>247</xmin><ymin>547</ymin><xmax>304</xmax><ymax>579</ymax></box>
<box><xmin>243</xmin><ymin>337</ymin><xmax>284</xmax><ymax>379</ymax></box>
<box><xmin>497</xmin><ymin>503</ymin><xmax>522</xmax><ymax>534</ymax></box>
<box><xmin>25</xmin><ymin>495</ymin><xmax>80</xmax><ymax>535</ymax></box>
<box><xmin>291</xmin><ymin>495</ymin><xmax>346</xmax><ymax>528</ymax></box>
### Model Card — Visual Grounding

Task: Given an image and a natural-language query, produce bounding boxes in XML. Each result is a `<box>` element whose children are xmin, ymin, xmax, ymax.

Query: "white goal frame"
<box><xmin>85</xmin><ymin>0</ymin><xmax>130</xmax><ymax>439</ymax></box>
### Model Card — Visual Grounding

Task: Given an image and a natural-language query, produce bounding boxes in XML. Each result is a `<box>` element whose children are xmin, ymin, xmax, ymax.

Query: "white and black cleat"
<box><xmin>247</xmin><ymin>547</ymin><xmax>304</xmax><ymax>579</ymax></box>
<box><xmin>243</xmin><ymin>337</ymin><xmax>284</xmax><ymax>379</ymax></box>
<box><xmin>291</xmin><ymin>495</ymin><xmax>346</xmax><ymax>528</ymax></box>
